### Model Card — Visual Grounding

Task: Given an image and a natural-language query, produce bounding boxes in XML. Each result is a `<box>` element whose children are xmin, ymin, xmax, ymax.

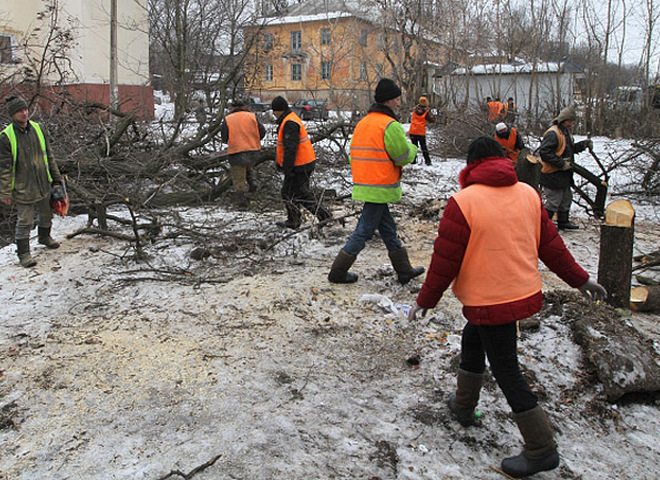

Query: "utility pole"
<box><xmin>110</xmin><ymin>0</ymin><xmax>118</xmax><ymax>110</ymax></box>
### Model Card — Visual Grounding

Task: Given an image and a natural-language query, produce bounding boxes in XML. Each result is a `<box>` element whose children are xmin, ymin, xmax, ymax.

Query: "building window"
<box><xmin>264</xmin><ymin>33</ymin><xmax>274</xmax><ymax>51</ymax></box>
<box><xmin>291</xmin><ymin>31</ymin><xmax>301</xmax><ymax>52</ymax></box>
<box><xmin>292</xmin><ymin>63</ymin><xmax>302</xmax><ymax>81</ymax></box>
<box><xmin>378</xmin><ymin>34</ymin><xmax>384</xmax><ymax>50</ymax></box>
<box><xmin>265</xmin><ymin>64</ymin><xmax>273</xmax><ymax>82</ymax></box>
<box><xmin>321</xmin><ymin>61</ymin><xmax>330</xmax><ymax>80</ymax></box>
<box><xmin>320</xmin><ymin>27</ymin><xmax>330</xmax><ymax>45</ymax></box>
<box><xmin>0</xmin><ymin>34</ymin><xmax>15</xmax><ymax>64</ymax></box>
<box><xmin>360</xmin><ymin>62</ymin><xmax>367</xmax><ymax>81</ymax></box>
<box><xmin>359</xmin><ymin>29</ymin><xmax>367</xmax><ymax>47</ymax></box>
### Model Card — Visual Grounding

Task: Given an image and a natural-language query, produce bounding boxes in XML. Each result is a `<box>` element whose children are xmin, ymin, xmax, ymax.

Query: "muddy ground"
<box><xmin>1</xmin><ymin>163</ymin><xmax>660</xmax><ymax>480</ymax></box>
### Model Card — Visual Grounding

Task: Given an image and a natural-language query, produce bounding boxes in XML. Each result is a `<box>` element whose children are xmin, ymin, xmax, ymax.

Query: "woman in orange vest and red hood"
<box><xmin>407</xmin><ymin>137</ymin><xmax>606</xmax><ymax>478</ymax></box>
<box><xmin>328</xmin><ymin>78</ymin><xmax>425</xmax><ymax>285</ymax></box>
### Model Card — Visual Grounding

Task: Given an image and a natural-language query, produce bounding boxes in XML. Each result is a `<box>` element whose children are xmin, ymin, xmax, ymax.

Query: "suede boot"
<box><xmin>16</xmin><ymin>239</ymin><xmax>37</xmax><ymax>268</ymax></box>
<box><xmin>501</xmin><ymin>406</ymin><xmax>560</xmax><ymax>477</ymax></box>
<box><xmin>557</xmin><ymin>211</ymin><xmax>579</xmax><ymax>230</ymax></box>
<box><xmin>388</xmin><ymin>247</ymin><xmax>424</xmax><ymax>284</ymax></box>
<box><xmin>38</xmin><ymin>227</ymin><xmax>60</xmax><ymax>249</ymax></box>
<box><xmin>328</xmin><ymin>249</ymin><xmax>358</xmax><ymax>283</ymax></box>
<box><xmin>447</xmin><ymin>369</ymin><xmax>483</xmax><ymax>427</ymax></box>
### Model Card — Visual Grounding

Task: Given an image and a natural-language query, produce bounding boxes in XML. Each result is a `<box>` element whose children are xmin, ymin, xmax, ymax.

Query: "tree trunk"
<box><xmin>515</xmin><ymin>150</ymin><xmax>541</xmax><ymax>191</ymax></box>
<box><xmin>630</xmin><ymin>286</ymin><xmax>660</xmax><ymax>312</ymax></box>
<box><xmin>598</xmin><ymin>200</ymin><xmax>635</xmax><ymax>308</ymax></box>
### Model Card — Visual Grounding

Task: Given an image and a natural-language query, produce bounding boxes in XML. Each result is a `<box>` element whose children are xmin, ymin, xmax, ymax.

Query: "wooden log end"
<box><xmin>605</xmin><ymin>200</ymin><xmax>635</xmax><ymax>228</ymax></box>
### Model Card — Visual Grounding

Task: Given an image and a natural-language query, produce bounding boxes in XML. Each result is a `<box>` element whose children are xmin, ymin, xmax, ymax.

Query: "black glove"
<box><xmin>578</xmin><ymin>278</ymin><xmax>607</xmax><ymax>302</ymax></box>
<box><xmin>51</xmin><ymin>184</ymin><xmax>66</xmax><ymax>202</ymax></box>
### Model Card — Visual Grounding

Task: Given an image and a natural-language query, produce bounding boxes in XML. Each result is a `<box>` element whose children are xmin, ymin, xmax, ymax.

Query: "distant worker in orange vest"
<box><xmin>271</xmin><ymin>95</ymin><xmax>331</xmax><ymax>229</ymax></box>
<box><xmin>408</xmin><ymin>96</ymin><xmax>435</xmax><ymax>165</ymax></box>
<box><xmin>503</xmin><ymin>97</ymin><xmax>517</xmax><ymax>124</ymax></box>
<box><xmin>408</xmin><ymin>136</ymin><xmax>606</xmax><ymax>478</ymax></box>
<box><xmin>494</xmin><ymin>122</ymin><xmax>525</xmax><ymax>163</ymax></box>
<box><xmin>328</xmin><ymin>78</ymin><xmax>424</xmax><ymax>285</ymax></box>
<box><xmin>220</xmin><ymin>99</ymin><xmax>266</xmax><ymax>203</ymax></box>
<box><xmin>487</xmin><ymin>97</ymin><xmax>504</xmax><ymax>122</ymax></box>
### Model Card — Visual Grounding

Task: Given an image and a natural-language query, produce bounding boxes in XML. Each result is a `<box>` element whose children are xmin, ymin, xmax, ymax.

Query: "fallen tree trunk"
<box><xmin>562</xmin><ymin>294</ymin><xmax>660</xmax><ymax>402</ymax></box>
<box><xmin>630</xmin><ymin>285</ymin><xmax>660</xmax><ymax>312</ymax></box>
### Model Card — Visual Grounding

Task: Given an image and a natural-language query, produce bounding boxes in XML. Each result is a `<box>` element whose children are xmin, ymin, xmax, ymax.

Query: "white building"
<box><xmin>434</xmin><ymin>59</ymin><xmax>585</xmax><ymax>123</ymax></box>
<box><xmin>0</xmin><ymin>0</ymin><xmax>152</xmax><ymax>118</ymax></box>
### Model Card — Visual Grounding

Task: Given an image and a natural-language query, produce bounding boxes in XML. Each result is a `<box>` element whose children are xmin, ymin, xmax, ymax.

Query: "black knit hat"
<box><xmin>374</xmin><ymin>78</ymin><xmax>402</xmax><ymax>103</ymax></box>
<box><xmin>6</xmin><ymin>96</ymin><xmax>28</xmax><ymax>117</ymax></box>
<box><xmin>467</xmin><ymin>136</ymin><xmax>505</xmax><ymax>163</ymax></box>
<box><xmin>271</xmin><ymin>96</ymin><xmax>288</xmax><ymax>112</ymax></box>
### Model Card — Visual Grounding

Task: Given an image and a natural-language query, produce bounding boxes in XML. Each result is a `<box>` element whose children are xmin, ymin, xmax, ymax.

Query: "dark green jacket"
<box><xmin>0</xmin><ymin>120</ymin><xmax>60</xmax><ymax>204</ymax></box>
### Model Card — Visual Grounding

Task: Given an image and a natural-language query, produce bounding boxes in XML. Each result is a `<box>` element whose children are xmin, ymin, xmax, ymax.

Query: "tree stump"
<box><xmin>515</xmin><ymin>150</ymin><xmax>541</xmax><ymax>192</ymax></box>
<box><xmin>597</xmin><ymin>200</ymin><xmax>635</xmax><ymax>308</ymax></box>
<box><xmin>630</xmin><ymin>286</ymin><xmax>660</xmax><ymax>312</ymax></box>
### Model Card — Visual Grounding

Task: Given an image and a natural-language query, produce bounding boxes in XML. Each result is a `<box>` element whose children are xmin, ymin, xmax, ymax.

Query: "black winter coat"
<box><xmin>538</xmin><ymin>125</ymin><xmax>588</xmax><ymax>190</ymax></box>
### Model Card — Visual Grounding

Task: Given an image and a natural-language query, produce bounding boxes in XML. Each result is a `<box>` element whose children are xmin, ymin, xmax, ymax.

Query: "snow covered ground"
<box><xmin>1</xmin><ymin>124</ymin><xmax>659</xmax><ymax>479</ymax></box>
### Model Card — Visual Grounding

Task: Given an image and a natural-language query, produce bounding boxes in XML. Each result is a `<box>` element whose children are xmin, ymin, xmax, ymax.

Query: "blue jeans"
<box><xmin>343</xmin><ymin>202</ymin><xmax>402</xmax><ymax>256</ymax></box>
<box><xmin>460</xmin><ymin>321</ymin><xmax>538</xmax><ymax>413</ymax></box>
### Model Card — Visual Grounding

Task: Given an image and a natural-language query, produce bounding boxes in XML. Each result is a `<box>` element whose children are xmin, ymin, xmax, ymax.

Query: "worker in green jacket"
<box><xmin>0</xmin><ymin>96</ymin><xmax>62</xmax><ymax>267</ymax></box>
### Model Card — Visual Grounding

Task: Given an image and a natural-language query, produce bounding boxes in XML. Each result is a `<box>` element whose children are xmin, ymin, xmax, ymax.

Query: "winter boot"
<box><xmin>557</xmin><ymin>211</ymin><xmax>579</xmax><ymax>230</ymax></box>
<box><xmin>501</xmin><ymin>406</ymin><xmax>560</xmax><ymax>477</ymax></box>
<box><xmin>276</xmin><ymin>204</ymin><xmax>301</xmax><ymax>229</ymax></box>
<box><xmin>246</xmin><ymin>168</ymin><xmax>258</xmax><ymax>192</ymax></box>
<box><xmin>315</xmin><ymin>205</ymin><xmax>333</xmax><ymax>225</ymax></box>
<box><xmin>447</xmin><ymin>369</ymin><xmax>484</xmax><ymax>427</ymax></box>
<box><xmin>388</xmin><ymin>247</ymin><xmax>425</xmax><ymax>284</ymax></box>
<box><xmin>16</xmin><ymin>239</ymin><xmax>37</xmax><ymax>268</ymax></box>
<box><xmin>38</xmin><ymin>227</ymin><xmax>60</xmax><ymax>249</ymax></box>
<box><xmin>328</xmin><ymin>249</ymin><xmax>358</xmax><ymax>283</ymax></box>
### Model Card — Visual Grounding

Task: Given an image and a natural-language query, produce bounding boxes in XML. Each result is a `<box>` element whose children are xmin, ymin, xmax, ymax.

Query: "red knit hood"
<box><xmin>459</xmin><ymin>157</ymin><xmax>518</xmax><ymax>189</ymax></box>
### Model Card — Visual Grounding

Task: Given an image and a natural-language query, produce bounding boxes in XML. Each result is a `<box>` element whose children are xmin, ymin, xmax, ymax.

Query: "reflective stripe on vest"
<box><xmin>495</xmin><ymin>128</ymin><xmax>519</xmax><ymax>162</ymax></box>
<box><xmin>540</xmin><ymin>125</ymin><xmax>569</xmax><ymax>174</ymax></box>
<box><xmin>1</xmin><ymin>121</ymin><xmax>52</xmax><ymax>190</ymax></box>
<box><xmin>225</xmin><ymin>111</ymin><xmax>262</xmax><ymax>154</ymax></box>
<box><xmin>452</xmin><ymin>182</ymin><xmax>542</xmax><ymax>306</ymax></box>
<box><xmin>408</xmin><ymin>109</ymin><xmax>428</xmax><ymax>136</ymax></box>
<box><xmin>275</xmin><ymin>112</ymin><xmax>316</xmax><ymax>167</ymax></box>
<box><xmin>350</xmin><ymin>112</ymin><xmax>400</xmax><ymax>189</ymax></box>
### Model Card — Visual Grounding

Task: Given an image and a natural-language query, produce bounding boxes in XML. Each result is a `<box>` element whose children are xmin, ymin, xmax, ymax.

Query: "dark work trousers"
<box><xmin>281</xmin><ymin>167</ymin><xmax>330</xmax><ymax>225</ymax></box>
<box><xmin>409</xmin><ymin>134</ymin><xmax>431</xmax><ymax>165</ymax></box>
<box><xmin>459</xmin><ymin>321</ymin><xmax>538</xmax><ymax>413</ymax></box>
<box><xmin>342</xmin><ymin>202</ymin><xmax>403</xmax><ymax>256</ymax></box>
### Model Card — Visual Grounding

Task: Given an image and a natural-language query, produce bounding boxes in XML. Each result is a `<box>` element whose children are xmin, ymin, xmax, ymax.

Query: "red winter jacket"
<box><xmin>416</xmin><ymin>157</ymin><xmax>589</xmax><ymax>325</ymax></box>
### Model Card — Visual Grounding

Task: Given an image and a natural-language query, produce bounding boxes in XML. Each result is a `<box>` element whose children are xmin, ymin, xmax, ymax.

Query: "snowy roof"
<box><xmin>448</xmin><ymin>60</ymin><xmax>584</xmax><ymax>76</ymax></box>
<box><xmin>261</xmin><ymin>0</ymin><xmax>373</xmax><ymax>25</ymax></box>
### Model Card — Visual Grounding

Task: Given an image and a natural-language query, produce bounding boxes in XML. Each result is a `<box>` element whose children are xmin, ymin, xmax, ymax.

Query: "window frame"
<box><xmin>291</xmin><ymin>30</ymin><xmax>302</xmax><ymax>52</ymax></box>
<box><xmin>320</xmin><ymin>27</ymin><xmax>331</xmax><ymax>46</ymax></box>
<box><xmin>321</xmin><ymin>60</ymin><xmax>331</xmax><ymax>81</ymax></box>
<box><xmin>263</xmin><ymin>33</ymin><xmax>274</xmax><ymax>51</ymax></box>
<box><xmin>291</xmin><ymin>63</ymin><xmax>302</xmax><ymax>81</ymax></box>
<box><xmin>265</xmin><ymin>64</ymin><xmax>273</xmax><ymax>82</ymax></box>
<box><xmin>0</xmin><ymin>33</ymin><xmax>16</xmax><ymax>65</ymax></box>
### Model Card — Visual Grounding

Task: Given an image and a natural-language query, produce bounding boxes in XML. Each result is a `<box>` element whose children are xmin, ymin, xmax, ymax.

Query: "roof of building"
<box><xmin>446</xmin><ymin>59</ymin><xmax>584</xmax><ymax>76</ymax></box>
<box><xmin>262</xmin><ymin>0</ymin><xmax>371</xmax><ymax>25</ymax></box>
